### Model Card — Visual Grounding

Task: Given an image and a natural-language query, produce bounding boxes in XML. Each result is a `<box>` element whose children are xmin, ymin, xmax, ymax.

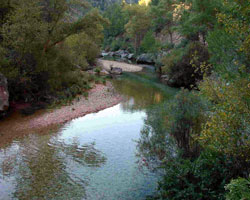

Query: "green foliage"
<box><xmin>165</xmin><ymin>89</ymin><xmax>208</xmax><ymax>158</ymax></box>
<box><xmin>124</xmin><ymin>3</ymin><xmax>151</xmax><ymax>53</ymax></box>
<box><xmin>110</xmin><ymin>38</ymin><xmax>128</xmax><ymax>51</ymax></box>
<box><xmin>198</xmin><ymin>76</ymin><xmax>250</xmax><ymax>168</ymax></box>
<box><xmin>177</xmin><ymin>0</ymin><xmax>222</xmax><ymax>42</ymax></box>
<box><xmin>103</xmin><ymin>3</ymin><xmax>127</xmax><ymax>38</ymax></box>
<box><xmin>158</xmin><ymin>151</ymin><xmax>237</xmax><ymax>200</ymax></box>
<box><xmin>102</xmin><ymin>3</ymin><xmax>129</xmax><ymax>50</ymax></box>
<box><xmin>137</xmin><ymin>102</ymin><xmax>177</xmax><ymax>170</ymax></box>
<box><xmin>136</xmin><ymin>0</ymin><xmax>250</xmax><ymax>199</ymax></box>
<box><xmin>197</xmin><ymin>0</ymin><xmax>250</xmax><ymax>168</ymax></box>
<box><xmin>207</xmin><ymin>0</ymin><xmax>250</xmax><ymax>78</ymax></box>
<box><xmin>162</xmin><ymin>41</ymin><xmax>210</xmax><ymax>88</ymax></box>
<box><xmin>65</xmin><ymin>31</ymin><xmax>102</xmax><ymax>69</ymax></box>
<box><xmin>149</xmin><ymin>0</ymin><xmax>175</xmax><ymax>42</ymax></box>
<box><xmin>225</xmin><ymin>177</ymin><xmax>250</xmax><ymax>200</ymax></box>
<box><xmin>0</xmin><ymin>0</ymin><xmax>106</xmax><ymax>102</ymax></box>
<box><xmin>140</xmin><ymin>30</ymin><xmax>160</xmax><ymax>53</ymax></box>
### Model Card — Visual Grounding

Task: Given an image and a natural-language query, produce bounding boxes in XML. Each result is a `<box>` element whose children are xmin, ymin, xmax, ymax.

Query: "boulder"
<box><xmin>109</xmin><ymin>52</ymin><xmax>115</xmax><ymax>57</ymax></box>
<box><xmin>127</xmin><ymin>53</ymin><xmax>134</xmax><ymax>60</ymax></box>
<box><xmin>136</xmin><ymin>53</ymin><xmax>155</xmax><ymax>64</ymax></box>
<box><xmin>114</xmin><ymin>50</ymin><xmax>125</xmax><ymax>57</ymax></box>
<box><xmin>101</xmin><ymin>52</ymin><xmax>109</xmax><ymax>57</ymax></box>
<box><xmin>121</xmin><ymin>53</ymin><xmax>128</xmax><ymax>59</ymax></box>
<box><xmin>110</xmin><ymin>67</ymin><xmax>122</xmax><ymax>75</ymax></box>
<box><xmin>0</xmin><ymin>73</ymin><xmax>9</xmax><ymax>116</ymax></box>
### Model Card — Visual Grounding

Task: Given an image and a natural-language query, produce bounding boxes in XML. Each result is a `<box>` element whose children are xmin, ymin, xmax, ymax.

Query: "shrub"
<box><xmin>162</xmin><ymin>41</ymin><xmax>210</xmax><ymax>88</ymax></box>
<box><xmin>158</xmin><ymin>151</ymin><xmax>238</xmax><ymax>200</ymax></box>
<box><xmin>225</xmin><ymin>177</ymin><xmax>250</xmax><ymax>200</ymax></box>
<box><xmin>165</xmin><ymin>89</ymin><xmax>208</xmax><ymax>158</ymax></box>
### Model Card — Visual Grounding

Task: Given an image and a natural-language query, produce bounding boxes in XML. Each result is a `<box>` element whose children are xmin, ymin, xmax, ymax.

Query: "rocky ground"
<box><xmin>0</xmin><ymin>82</ymin><xmax>124</xmax><ymax>146</ymax></box>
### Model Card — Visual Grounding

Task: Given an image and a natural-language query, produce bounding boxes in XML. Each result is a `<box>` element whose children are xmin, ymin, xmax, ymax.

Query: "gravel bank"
<box><xmin>0</xmin><ymin>82</ymin><xmax>123</xmax><ymax>146</ymax></box>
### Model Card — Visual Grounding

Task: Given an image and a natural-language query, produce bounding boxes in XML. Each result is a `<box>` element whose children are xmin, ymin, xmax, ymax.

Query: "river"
<box><xmin>0</xmin><ymin>69</ymin><xmax>177</xmax><ymax>200</ymax></box>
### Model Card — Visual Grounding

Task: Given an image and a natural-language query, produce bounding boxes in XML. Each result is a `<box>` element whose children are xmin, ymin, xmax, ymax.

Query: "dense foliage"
<box><xmin>0</xmin><ymin>0</ymin><xmax>106</xmax><ymax>103</ymax></box>
<box><xmin>125</xmin><ymin>0</ymin><xmax>250</xmax><ymax>199</ymax></box>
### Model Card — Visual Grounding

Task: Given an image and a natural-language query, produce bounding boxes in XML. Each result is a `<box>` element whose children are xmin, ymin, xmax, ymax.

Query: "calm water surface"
<box><xmin>0</xmin><ymin>71</ymin><xmax>176</xmax><ymax>200</ymax></box>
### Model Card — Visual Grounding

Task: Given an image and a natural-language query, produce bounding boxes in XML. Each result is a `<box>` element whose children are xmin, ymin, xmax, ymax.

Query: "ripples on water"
<box><xmin>0</xmin><ymin>70</ymin><xmax>176</xmax><ymax>200</ymax></box>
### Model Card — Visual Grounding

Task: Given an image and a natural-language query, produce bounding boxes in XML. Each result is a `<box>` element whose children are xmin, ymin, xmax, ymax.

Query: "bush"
<box><xmin>162</xmin><ymin>41</ymin><xmax>210</xmax><ymax>88</ymax></box>
<box><xmin>65</xmin><ymin>32</ymin><xmax>102</xmax><ymax>70</ymax></box>
<box><xmin>158</xmin><ymin>151</ymin><xmax>238</xmax><ymax>200</ymax></box>
<box><xmin>165</xmin><ymin>89</ymin><xmax>208</xmax><ymax>158</ymax></box>
<box><xmin>225</xmin><ymin>177</ymin><xmax>250</xmax><ymax>200</ymax></box>
<box><xmin>0</xmin><ymin>1</ymin><xmax>105</xmax><ymax>103</ymax></box>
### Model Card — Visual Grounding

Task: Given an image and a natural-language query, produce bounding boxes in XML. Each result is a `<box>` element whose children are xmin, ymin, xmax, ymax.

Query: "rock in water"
<box><xmin>110</xmin><ymin>67</ymin><xmax>123</xmax><ymax>75</ymax></box>
<box><xmin>0</xmin><ymin>73</ymin><xmax>9</xmax><ymax>115</ymax></box>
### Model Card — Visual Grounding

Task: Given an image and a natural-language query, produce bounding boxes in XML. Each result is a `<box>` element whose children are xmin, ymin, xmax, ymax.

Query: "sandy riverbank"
<box><xmin>0</xmin><ymin>82</ymin><xmax>123</xmax><ymax>146</ymax></box>
<box><xmin>98</xmin><ymin>59</ymin><xmax>143</xmax><ymax>72</ymax></box>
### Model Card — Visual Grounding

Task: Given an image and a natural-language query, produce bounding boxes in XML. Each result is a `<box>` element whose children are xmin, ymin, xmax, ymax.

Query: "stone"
<box><xmin>121</xmin><ymin>53</ymin><xmax>128</xmax><ymax>59</ymax></box>
<box><xmin>101</xmin><ymin>52</ymin><xmax>109</xmax><ymax>57</ymax></box>
<box><xmin>100</xmin><ymin>69</ymin><xmax>110</xmax><ymax>76</ymax></box>
<box><xmin>127</xmin><ymin>53</ymin><xmax>134</xmax><ymax>60</ymax></box>
<box><xmin>136</xmin><ymin>53</ymin><xmax>155</xmax><ymax>64</ymax></box>
<box><xmin>0</xmin><ymin>73</ymin><xmax>9</xmax><ymax>116</ymax></box>
<box><xmin>110</xmin><ymin>67</ymin><xmax>122</xmax><ymax>75</ymax></box>
<box><xmin>114</xmin><ymin>50</ymin><xmax>125</xmax><ymax>57</ymax></box>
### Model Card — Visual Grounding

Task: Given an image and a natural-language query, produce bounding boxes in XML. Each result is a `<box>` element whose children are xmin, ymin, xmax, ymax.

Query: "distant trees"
<box><xmin>124</xmin><ymin>3</ymin><xmax>151</xmax><ymax>53</ymax></box>
<box><xmin>150</xmin><ymin>0</ymin><xmax>175</xmax><ymax>43</ymax></box>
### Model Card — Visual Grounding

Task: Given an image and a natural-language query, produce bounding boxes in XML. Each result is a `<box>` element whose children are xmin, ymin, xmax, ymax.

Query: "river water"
<box><xmin>0</xmin><ymin>70</ymin><xmax>176</xmax><ymax>200</ymax></box>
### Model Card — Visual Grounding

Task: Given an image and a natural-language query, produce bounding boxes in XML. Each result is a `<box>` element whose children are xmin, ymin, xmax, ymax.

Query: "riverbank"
<box><xmin>98</xmin><ymin>59</ymin><xmax>143</xmax><ymax>72</ymax></box>
<box><xmin>0</xmin><ymin>82</ymin><xmax>123</xmax><ymax>146</ymax></box>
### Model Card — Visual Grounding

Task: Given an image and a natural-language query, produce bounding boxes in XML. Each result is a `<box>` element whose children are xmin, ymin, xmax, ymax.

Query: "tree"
<box><xmin>102</xmin><ymin>2</ymin><xmax>128</xmax><ymax>49</ymax></box>
<box><xmin>0</xmin><ymin>0</ymin><xmax>107</xmax><ymax>101</ymax></box>
<box><xmin>124</xmin><ymin>3</ymin><xmax>151</xmax><ymax>53</ymax></box>
<box><xmin>150</xmin><ymin>0</ymin><xmax>175</xmax><ymax>43</ymax></box>
<box><xmin>177</xmin><ymin>0</ymin><xmax>222</xmax><ymax>42</ymax></box>
<box><xmin>197</xmin><ymin>0</ymin><xmax>250</xmax><ymax>174</ymax></box>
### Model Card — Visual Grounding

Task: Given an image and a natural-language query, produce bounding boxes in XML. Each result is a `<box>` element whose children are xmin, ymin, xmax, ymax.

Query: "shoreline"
<box><xmin>0</xmin><ymin>81</ymin><xmax>123</xmax><ymax>146</ymax></box>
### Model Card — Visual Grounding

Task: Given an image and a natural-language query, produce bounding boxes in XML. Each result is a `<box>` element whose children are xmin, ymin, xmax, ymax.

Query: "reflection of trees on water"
<box><xmin>112</xmin><ymin>73</ymin><xmax>178</xmax><ymax>171</ymax></box>
<box><xmin>0</xmin><ymin>134</ymin><xmax>106</xmax><ymax>200</ymax></box>
<box><xmin>113</xmin><ymin>79</ymin><xmax>165</xmax><ymax>112</ymax></box>
<box><xmin>136</xmin><ymin>103</ymin><xmax>177</xmax><ymax>172</ymax></box>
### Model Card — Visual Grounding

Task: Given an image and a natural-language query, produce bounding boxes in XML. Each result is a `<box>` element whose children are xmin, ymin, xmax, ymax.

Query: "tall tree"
<box><xmin>124</xmin><ymin>3</ymin><xmax>151</xmax><ymax>53</ymax></box>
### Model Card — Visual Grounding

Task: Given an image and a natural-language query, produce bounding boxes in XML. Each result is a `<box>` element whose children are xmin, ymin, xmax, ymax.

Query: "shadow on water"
<box><xmin>0</xmin><ymin>68</ymin><xmax>177</xmax><ymax>200</ymax></box>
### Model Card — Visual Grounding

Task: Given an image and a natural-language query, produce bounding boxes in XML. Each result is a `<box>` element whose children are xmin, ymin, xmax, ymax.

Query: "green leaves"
<box><xmin>225</xmin><ymin>177</ymin><xmax>250</xmax><ymax>200</ymax></box>
<box><xmin>0</xmin><ymin>0</ymin><xmax>105</xmax><ymax>102</ymax></box>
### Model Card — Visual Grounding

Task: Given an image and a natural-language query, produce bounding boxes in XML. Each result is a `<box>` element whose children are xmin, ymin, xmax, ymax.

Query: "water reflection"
<box><xmin>0</xmin><ymin>70</ymin><xmax>176</xmax><ymax>200</ymax></box>
<box><xmin>112</xmin><ymin>73</ymin><xmax>175</xmax><ymax>112</ymax></box>
<box><xmin>0</xmin><ymin>134</ymin><xmax>106</xmax><ymax>200</ymax></box>
<box><xmin>136</xmin><ymin>103</ymin><xmax>178</xmax><ymax>172</ymax></box>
